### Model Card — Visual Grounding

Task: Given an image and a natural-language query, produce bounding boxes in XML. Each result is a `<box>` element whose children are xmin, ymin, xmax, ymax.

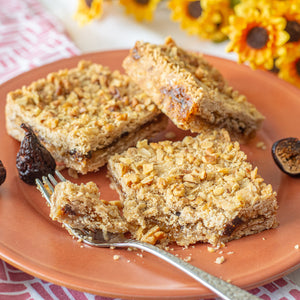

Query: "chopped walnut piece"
<box><xmin>207</xmin><ymin>247</ymin><xmax>216</xmax><ymax>253</ymax></box>
<box><xmin>256</xmin><ymin>141</ymin><xmax>267</xmax><ymax>150</ymax></box>
<box><xmin>215</xmin><ymin>256</ymin><xmax>225</xmax><ymax>264</ymax></box>
<box><xmin>139</xmin><ymin>226</ymin><xmax>166</xmax><ymax>245</ymax></box>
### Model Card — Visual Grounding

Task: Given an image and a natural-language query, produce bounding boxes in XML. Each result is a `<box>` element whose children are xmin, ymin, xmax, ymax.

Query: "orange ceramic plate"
<box><xmin>0</xmin><ymin>50</ymin><xmax>299</xmax><ymax>299</ymax></box>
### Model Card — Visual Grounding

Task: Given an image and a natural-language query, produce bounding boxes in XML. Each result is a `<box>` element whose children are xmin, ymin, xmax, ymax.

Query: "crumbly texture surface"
<box><xmin>107</xmin><ymin>129</ymin><xmax>278</xmax><ymax>247</ymax></box>
<box><xmin>123</xmin><ymin>37</ymin><xmax>264</xmax><ymax>139</ymax></box>
<box><xmin>6</xmin><ymin>60</ymin><xmax>167</xmax><ymax>173</ymax></box>
<box><xmin>50</xmin><ymin>181</ymin><xmax>128</xmax><ymax>234</ymax></box>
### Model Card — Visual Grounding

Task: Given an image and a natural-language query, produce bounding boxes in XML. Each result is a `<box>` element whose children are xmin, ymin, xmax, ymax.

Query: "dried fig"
<box><xmin>272</xmin><ymin>137</ymin><xmax>300</xmax><ymax>177</ymax></box>
<box><xmin>16</xmin><ymin>124</ymin><xmax>56</xmax><ymax>185</ymax></box>
<box><xmin>0</xmin><ymin>160</ymin><xmax>6</xmax><ymax>186</ymax></box>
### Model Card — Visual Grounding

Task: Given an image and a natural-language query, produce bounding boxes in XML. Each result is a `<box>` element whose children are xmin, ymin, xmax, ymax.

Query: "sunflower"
<box><xmin>224</xmin><ymin>0</ymin><xmax>289</xmax><ymax>70</ymax></box>
<box><xmin>276</xmin><ymin>49</ymin><xmax>300</xmax><ymax>88</ymax></box>
<box><xmin>168</xmin><ymin>0</ymin><xmax>203</xmax><ymax>35</ymax></box>
<box><xmin>119</xmin><ymin>0</ymin><xmax>161</xmax><ymax>22</ymax></box>
<box><xmin>74</xmin><ymin>0</ymin><xmax>103</xmax><ymax>26</ymax></box>
<box><xmin>272</xmin><ymin>0</ymin><xmax>300</xmax><ymax>52</ymax></box>
<box><xmin>168</xmin><ymin>0</ymin><xmax>233</xmax><ymax>42</ymax></box>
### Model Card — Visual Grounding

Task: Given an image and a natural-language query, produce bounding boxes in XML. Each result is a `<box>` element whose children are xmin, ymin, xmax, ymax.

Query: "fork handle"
<box><xmin>119</xmin><ymin>240</ymin><xmax>259</xmax><ymax>300</ymax></box>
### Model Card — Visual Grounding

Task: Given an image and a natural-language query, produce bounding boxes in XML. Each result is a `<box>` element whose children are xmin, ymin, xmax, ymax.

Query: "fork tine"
<box><xmin>36</xmin><ymin>178</ymin><xmax>51</xmax><ymax>203</ymax></box>
<box><xmin>48</xmin><ymin>174</ymin><xmax>58</xmax><ymax>187</ymax></box>
<box><xmin>36</xmin><ymin>171</ymin><xmax>67</xmax><ymax>205</ymax></box>
<box><xmin>55</xmin><ymin>170</ymin><xmax>66</xmax><ymax>182</ymax></box>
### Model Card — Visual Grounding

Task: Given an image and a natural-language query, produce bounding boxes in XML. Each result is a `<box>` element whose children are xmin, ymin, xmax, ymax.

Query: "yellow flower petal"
<box><xmin>119</xmin><ymin>0</ymin><xmax>161</xmax><ymax>22</ymax></box>
<box><xmin>277</xmin><ymin>48</ymin><xmax>300</xmax><ymax>88</ymax></box>
<box><xmin>168</xmin><ymin>0</ymin><xmax>233</xmax><ymax>42</ymax></box>
<box><xmin>224</xmin><ymin>0</ymin><xmax>290</xmax><ymax>70</ymax></box>
<box><xmin>74</xmin><ymin>0</ymin><xmax>103</xmax><ymax>26</ymax></box>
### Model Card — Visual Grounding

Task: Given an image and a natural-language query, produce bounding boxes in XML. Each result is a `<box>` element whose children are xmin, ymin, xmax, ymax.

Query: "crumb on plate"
<box><xmin>215</xmin><ymin>256</ymin><xmax>225</xmax><ymax>264</ymax></box>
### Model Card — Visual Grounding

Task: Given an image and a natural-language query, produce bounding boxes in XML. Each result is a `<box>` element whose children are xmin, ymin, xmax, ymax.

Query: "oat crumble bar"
<box><xmin>6</xmin><ymin>60</ymin><xmax>168</xmax><ymax>174</ymax></box>
<box><xmin>107</xmin><ymin>129</ymin><xmax>278</xmax><ymax>247</ymax></box>
<box><xmin>123</xmin><ymin>37</ymin><xmax>264</xmax><ymax>139</ymax></box>
<box><xmin>50</xmin><ymin>181</ymin><xmax>128</xmax><ymax>235</ymax></box>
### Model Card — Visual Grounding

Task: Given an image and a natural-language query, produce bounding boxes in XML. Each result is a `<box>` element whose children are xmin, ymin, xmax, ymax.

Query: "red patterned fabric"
<box><xmin>1</xmin><ymin>260</ymin><xmax>300</xmax><ymax>299</ymax></box>
<box><xmin>0</xmin><ymin>0</ymin><xmax>80</xmax><ymax>84</ymax></box>
<box><xmin>0</xmin><ymin>0</ymin><xmax>299</xmax><ymax>299</ymax></box>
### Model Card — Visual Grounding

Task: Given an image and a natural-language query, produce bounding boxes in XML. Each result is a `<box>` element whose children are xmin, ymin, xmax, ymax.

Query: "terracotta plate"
<box><xmin>0</xmin><ymin>50</ymin><xmax>299</xmax><ymax>299</ymax></box>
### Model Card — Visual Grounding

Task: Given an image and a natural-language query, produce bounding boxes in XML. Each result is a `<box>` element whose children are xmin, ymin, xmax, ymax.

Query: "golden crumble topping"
<box><xmin>6</xmin><ymin>60</ymin><xmax>168</xmax><ymax>173</ymax></box>
<box><xmin>123</xmin><ymin>37</ymin><xmax>265</xmax><ymax>139</ymax></box>
<box><xmin>6</xmin><ymin>60</ymin><xmax>161</xmax><ymax>155</ymax></box>
<box><xmin>108</xmin><ymin>129</ymin><xmax>278</xmax><ymax>246</ymax></box>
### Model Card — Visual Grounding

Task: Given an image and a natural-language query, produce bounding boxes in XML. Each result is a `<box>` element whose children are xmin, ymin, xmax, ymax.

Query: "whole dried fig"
<box><xmin>272</xmin><ymin>137</ymin><xmax>300</xmax><ymax>177</ymax></box>
<box><xmin>16</xmin><ymin>124</ymin><xmax>56</xmax><ymax>185</ymax></box>
<box><xmin>0</xmin><ymin>160</ymin><xmax>6</xmax><ymax>186</ymax></box>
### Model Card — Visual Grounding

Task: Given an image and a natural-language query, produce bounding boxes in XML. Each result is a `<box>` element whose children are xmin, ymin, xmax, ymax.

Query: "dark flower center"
<box><xmin>270</xmin><ymin>58</ymin><xmax>279</xmax><ymax>74</ymax></box>
<box><xmin>285</xmin><ymin>20</ymin><xmax>300</xmax><ymax>43</ymax></box>
<box><xmin>135</xmin><ymin>0</ymin><xmax>150</xmax><ymax>5</ymax></box>
<box><xmin>246</xmin><ymin>27</ymin><xmax>269</xmax><ymax>49</ymax></box>
<box><xmin>85</xmin><ymin>0</ymin><xmax>93</xmax><ymax>7</ymax></box>
<box><xmin>296</xmin><ymin>59</ymin><xmax>300</xmax><ymax>76</ymax></box>
<box><xmin>230</xmin><ymin>0</ymin><xmax>241</xmax><ymax>8</ymax></box>
<box><xmin>187</xmin><ymin>1</ymin><xmax>202</xmax><ymax>19</ymax></box>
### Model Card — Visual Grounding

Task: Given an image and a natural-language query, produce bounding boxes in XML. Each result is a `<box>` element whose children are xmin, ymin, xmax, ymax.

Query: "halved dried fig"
<box><xmin>0</xmin><ymin>160</ymin><xmax>6</xmax><ymax>186</ymax></box>
<box><xmin>272</xmin><ymin>137</ymin><xmax>300</xmax><ymax>177</ymax></box>
<box><xmin>16</xmin><ymin>124</ymin><xmax>56</xmax><ymax>185</ymax></box>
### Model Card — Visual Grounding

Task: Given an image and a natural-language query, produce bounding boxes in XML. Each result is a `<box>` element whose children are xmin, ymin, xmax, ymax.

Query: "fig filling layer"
<box><xmin>67</xmin><ymin>114</ymin><xmax>166</xmax><ymax>163</ymax></box>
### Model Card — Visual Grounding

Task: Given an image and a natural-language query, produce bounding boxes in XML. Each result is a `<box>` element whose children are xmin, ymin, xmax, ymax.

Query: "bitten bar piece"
<box><xmin>6</xmin><ymin>60</ymin><xmax>168</xmax><ymax>174</ymax></box>
<box><xmin>50</xmin><ymin>181</ymin><xmax>128</xmax><ymax>235</ymax></box>
<box><xmin>123</xmin><ymin>37</ymin><xmax>264</xmax><ymax>139</ymax></box>
<box><xmin>108</xmin><ymin>129</ymin><xmax>278</xmax><ymax>247</ymax></box>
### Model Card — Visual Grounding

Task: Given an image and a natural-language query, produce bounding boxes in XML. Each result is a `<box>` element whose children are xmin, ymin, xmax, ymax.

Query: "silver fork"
<box><xmin>36</xmin><ymin>170</ymin><xmax>259</xmax><ymax>300</ymax></box>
